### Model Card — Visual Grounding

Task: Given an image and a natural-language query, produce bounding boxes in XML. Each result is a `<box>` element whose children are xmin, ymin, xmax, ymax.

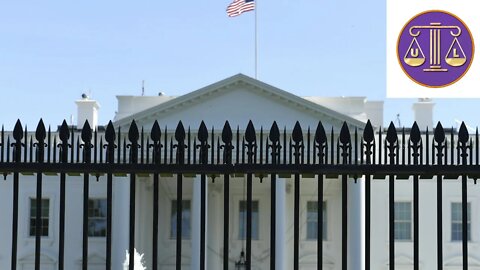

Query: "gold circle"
<box><xmin>396</xmin><ymin>10</ymin><xmax>475</xmax><ymax>88</ymax></box>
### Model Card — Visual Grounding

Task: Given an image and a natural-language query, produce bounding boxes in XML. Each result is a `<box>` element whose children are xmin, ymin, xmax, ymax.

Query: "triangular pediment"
<box><xmin>114</xmin><ymin>74</ymin><xmax>365</xmax><ymax>132</ymax></box>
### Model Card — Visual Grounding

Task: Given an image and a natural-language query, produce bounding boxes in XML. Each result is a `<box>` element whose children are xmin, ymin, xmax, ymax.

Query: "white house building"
<box><xmin>0</xmin><ymin>74</ymin><xmax>477</xmax><ymax>270</ymax></box>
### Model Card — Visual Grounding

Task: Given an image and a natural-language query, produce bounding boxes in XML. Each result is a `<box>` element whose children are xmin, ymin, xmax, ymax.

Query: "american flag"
<box><xmin>226</xmin><ymin>0</ymin><xmax>255</xmax><ymax>17</ymax></box>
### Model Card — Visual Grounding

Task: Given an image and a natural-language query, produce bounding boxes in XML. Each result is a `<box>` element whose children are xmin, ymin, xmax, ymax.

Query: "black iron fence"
<box><xmin>0</xmin><ymin>118</ymin><xmax>477</xmax><ymax>270</ymax></box>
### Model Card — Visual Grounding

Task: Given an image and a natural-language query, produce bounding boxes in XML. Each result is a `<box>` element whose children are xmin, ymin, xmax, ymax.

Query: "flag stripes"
<box><xmin>227</xmin><ymin>0</ymin><xmax>255</xmax><ymax>17</ymax></box>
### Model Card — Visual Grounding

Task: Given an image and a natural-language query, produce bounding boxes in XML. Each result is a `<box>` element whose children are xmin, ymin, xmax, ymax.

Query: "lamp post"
<box><xmin>235</xmin><ymin>250</ymin><xmax>247</xmax><ymax>270</ymax></box>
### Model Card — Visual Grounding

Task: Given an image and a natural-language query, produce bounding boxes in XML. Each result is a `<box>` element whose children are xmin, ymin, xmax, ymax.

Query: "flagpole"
<box><xmin>255</xmin><ymin>0</ymin><xmax>258</xmax><ymax>79</ymax></box>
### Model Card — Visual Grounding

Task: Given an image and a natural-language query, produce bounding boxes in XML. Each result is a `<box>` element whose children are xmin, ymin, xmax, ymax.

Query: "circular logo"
<box><xmin>397</xmin><ymin>10</ymin><xmax>475</xmax><ymax>88</ymax></box>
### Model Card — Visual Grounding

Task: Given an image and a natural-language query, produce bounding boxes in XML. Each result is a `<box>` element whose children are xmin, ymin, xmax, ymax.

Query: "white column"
<box><xmin>191</xmin><ymin>176</ymin><xmax>201</xmax><ymax>270</ymax></box>
<box><xmin>207</xmin><ymin>184</ymin><xmax>220</xmax><ymax>270</ymax></box>
<box><xmin>112</xmin><ymin>177</ymin><xmax>130</xmax><ymax>270</ymax></box>
<box><xmin>276</xmin><ymin>178</ymin><xmax>286</xmax><ymax>270</ymax></box>
<box><xmin>348</xmin><ymin>177</ymin><xmax>365</xmax><ymax>270</ymax></box>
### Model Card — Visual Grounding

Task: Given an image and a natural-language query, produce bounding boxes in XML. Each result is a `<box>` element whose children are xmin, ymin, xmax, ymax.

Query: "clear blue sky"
<box><xmin>0</xmin><ymin>1</ymin><xmax>478</xmax><ymax>130</ymax></box>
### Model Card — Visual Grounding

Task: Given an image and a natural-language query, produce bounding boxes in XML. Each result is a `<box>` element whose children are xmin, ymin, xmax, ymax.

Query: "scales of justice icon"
<box><xmin>403</xmin><ymin>23</ymin><xmax>467</xmax><ymax>71</ymax></box>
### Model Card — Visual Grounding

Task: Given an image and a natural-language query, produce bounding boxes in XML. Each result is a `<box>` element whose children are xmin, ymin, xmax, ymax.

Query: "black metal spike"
<box><xmin>269</xmin><ymin>121</ymin><xmax>280</xmax><ymax>143</ymax></box>
<box><xmin>187</xmin><ymin>127</ymin><xmax>191</xmax><ymax>164</ymax></box>
<box><xmin>410</xmin><ymin>122</ymin><xmax>421</xmax><ymax>144</ymax></box>
<box><xmin>292</xmin><ymin>121</ymin><xmax>303</xmax><ymax>143</ymax></box>
<box><xmin>35</xmin><ymin>119</ymin><xmax>46</xmax><ymax>142</ymax></box>
<box><xmin>81</xmin><ymin>120</ymin><xmax>92</xmax><ymax>142</ymax></box>
<box><xmin>13</xmin><ymin>119</ymin><xmax>23</xmax><ymax>141</ymax></box>
<box><xmin>59</xmin><ymin>120</ymin><xmax>70</xmax><ymax>142</ymax></box>
<box><xmin>211</xmin><ymin>126</ymin><xmax>215</xmax><ymax>165</ymax></box>
<box><xmin>260</xmin><ymin>127</ymin><xmax>264</xmax><ymax>164</ymax></box>
<box><xmin>222</xmin><ymin>121</ymin><xmax>234</xmax><ymax>164</ymax></box>
<box><xmin>24</xmin><ymin>125</ymin><xmax>28</xmax><ymax>162</ymax></box>
<box><xmin>386</xmin><ymin>122</ymin><xmax>398</xmax><ymax>144</ymax></box>
<box><xmin>198</xmin><ymin>121</ymin><xmax>208</xmax><ymax>143</ymax></box>
<box><xmin>458</xmin><ymin>122</ymin><xmax>469</xmax><ymax>144</ymax></box>
<box><xmin>151</xmin><ymin>120</ymin><xmax>161</xmax><ymax>142</ymax></box>
<box><xmin>128</xmin><ymin>120</ymin><xmax>139</xmax><ymax>143</ymax></box>
<box><xmin>99</xmin><ymin>137</ymin><xmax>103</xmax><ymax>163</ymax></box>
<box><xmin>434</xmin><ymin>122</ymin><xmax>445</xmax><ymax>143</ymax></box>
<box><xmin>28</xmin><ymin>134</ymin><xmax>32</xmax><ymax>162</ymax></box>
<box><xmin>105</xmin><ymin>121</ymin><xmax>116</xmax><ymax>144</ymax></box>
<box><xmin>197</xmin><ymin>122</ymin><xmax>210</xmax><ymax>165</ymax></box>
<box><xmin>363</xmin><ymin>120</ymin><xmax>374</xmax><ymax>143</ymax></box>
<box><xmin>245</xmin><ymin>120</ymin><xmax>256</xmax><ymax>143</ymax></box>
<box><xmin>339</xmin><ymin>122</ymin><xmax>351</xmax><ymax>145</ymax></box>
<box><xmin>175</xmin><ymin>121</ymin><xmax>186</xmax><ymax>142</ymax></box>
<box><xmin>52</xmin><ymin>136</ymin><xmax>57</xmax><ymax>163</ymax></box>
<box><xmin>222</xmin><ymin>121</ymin><xmax>233</xmax><ymax>144</ymax></box>
<box><xmin>314</xmin><ymin>121</ymin><xmax>327</xmax><ymax>145</ymax></box>
<box><xmin>7</xmin><ymin>136</ymin><xmax>10</xmax><ymax>163</ymax></box>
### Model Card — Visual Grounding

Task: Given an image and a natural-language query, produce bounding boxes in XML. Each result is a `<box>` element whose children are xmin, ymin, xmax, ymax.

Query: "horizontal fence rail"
<box><xmin>0</xmin><ymin>118</ymin><xmax>478</xmax><ymax>270</ymax></box>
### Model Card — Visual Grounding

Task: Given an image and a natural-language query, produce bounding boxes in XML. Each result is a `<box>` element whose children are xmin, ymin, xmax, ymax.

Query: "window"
<box><xmin>29</xmin><ymin>198</ymin><xmax>50</xmax><ymax>237</ymax></box>
<box><xmin>88</xmin><ymin>199</ymin><xmax>107</xmax><ymax>237</ymax></box>
<box><xmin>306</xmin><ymin>201</ymin><xmax>327</xmax><ymax>240</ymax></box>
<box><xmin>170</xmin><ymin>200</ymin><xmax>191</xmax><ymax>239</ymax></box>
<box><xmin>239</xmin><ymin>200</ymin><xmax>259</xmax><ymax>240</ymax></box>
<box><xmin>394</xmin><ymin>202</ymin><xmax>412</xmax><ymax>240</ymax></box>
<box><xmin>452</xmin><ymin>202</ymin><xmax>471</xmax><ymax>241</ymax></box>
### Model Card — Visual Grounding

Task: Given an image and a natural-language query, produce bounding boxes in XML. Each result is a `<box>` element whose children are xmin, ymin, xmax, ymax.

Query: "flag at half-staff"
<box><xmin>226</xmin><ymin>0</ymin><xmax>255</xmax><ymax>17</ymax></box>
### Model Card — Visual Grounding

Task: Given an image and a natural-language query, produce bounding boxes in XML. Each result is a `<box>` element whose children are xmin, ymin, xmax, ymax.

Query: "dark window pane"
<box><xmin>306</xmin><ymin>201</ymin><xmax>327</xmax><ymax>240</ymax></box>
<box><xmin>451</xmin><ymin>202</ymin><xmax>471</xmax><ymax>241</ymax></box>
<box><xmin>171</xmin><ymin>200</ymin><xmax>191</xmax><ymax>239</ymax></box>
<box><xmin>29</xmin><ymin>198</ymin><xmax>50</xmax><ymax>237</ymax></box>
<box><xmin>239</xmin><ymin>201</ymin><xmax>259</xmax><ymax>240</ymax></box>
<box><xmin>88</xmin><ymin>199</ymin><xmax>107</xmax><ymax>237</ymax></box>
<box><xmin>394</xmin><ymin>202</ymin><xmax>412</xmax><ymax>240</ymax></box>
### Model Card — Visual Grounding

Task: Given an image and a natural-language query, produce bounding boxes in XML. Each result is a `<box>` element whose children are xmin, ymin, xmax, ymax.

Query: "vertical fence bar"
<box><xmin>270</xmin><ymin>173</ymin><xmax>276</xmax><ymax>270</ymax></box>
<box><xmin>176</xmin><ymin>178</ymin><xmax>183</xmax><ymax>269</ymax></box>
<box><xmin>222</xmin><ymin>121</ymin><xmax>233</xmax><ymax>270</ymax></box>
<box><xmin>458</xmin><ymin>123</ymin><xmax>469</xmax><ymax>270</ymax></box>
<box><xmin>294</xmin><ymin>173</ymin><xmax>300</xmax><ymax>269</ymax></box>
<box><xmin>386</xmin><ymin>122</ymin><xmax>398</xmax><ymax>270</ymax></box>
<box><xmin>245</xmin><ymin>121</ymin><xmax>256</xmax><ymax>270</ymax></box>
<box><xmin>292</xmin><ymin>122</ymin><xmax>303</xmax><ymax>270</ymax></box>
<box><xmin>315</xmin><ymin>121</ymin><xmax>327</xmax><ymax>270</ymax></box>
<box><xmin>175</xmin><ymin>121</ymin><xmax>186</xmax><ymax>270</ymax></box>
<box><xmin>246</xmin><ymin>174</ymin><xmax>252</xmax><ymax>270</ymax></box>
<box><xmin>339</xmin><ymin>122</ymin><xmax>351</xmax><ymax>270</ymax></box>
<box><xmin>128</xmin><ymin>120</ymin><xmax>140</xmax><ymax>270</ymax></box>
<box><xmin>224</xmin><ymin>172</ymin><xmax>230</xmax><ymax>270</ymax></box>
<box><xmin>363</xmin><ymin>121</ymin><xmax>374</xmax><ymax>270</ymax></box>
<box><xmin>11</xmin><ymin>120</ymin><xmax>23</xmax><ymax>270</ymax></box>
<box><xmin>58</xmin><ymin>121</ymin><xmax>70</xmax><ymax>270</ymax></box>
<box><xmin>434</xmin><ymin>122</ymin><xmax>445</xmax><ymax>269</ymax></box>
<box><xmin>410</xmin><ymin>123</ymin><xmax>421</xmax><ymax>270</ymax></box>
<box><xmin>34</xmin><ymin>119</ymin><xmax>46</xmax><ymax>270</ymax></box>
<box><xmin>81</xmin><ymin>120</ymin><xmax>93</xmax><ymax>270</ymax></box>
<box><xmin>269</xmin><ymin>122</ymin><xmax>280</xmax><ymax>270</ymax></box>
<box><xmin>105</xmin><ymin>121</ymin><xmax>116</xmax><ymax>270</ymax></box>
<box><xmin>198</xmin><ymin>122</ymin><xmax>209</xmax><ymax>270</ymax></box>
<box><xmin>150</xmin><ymin>121</ymin><xmax>161</xmax><ymax>270</ymax></box>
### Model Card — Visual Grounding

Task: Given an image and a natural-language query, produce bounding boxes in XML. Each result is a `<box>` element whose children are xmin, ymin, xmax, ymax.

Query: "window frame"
<box><xmin>238</xmin><ymin>199</ymin><xmax>260</xmax><ymax>240</ymax></box>
<box><xmin>87</xmin><ymin>198</ymin><xmax>108</xmax><ymax>238</ymax></box>
<box><xmin>170</xmin><ymin>199</ymin><xmax>192</xmax><ymax>240</ymax></box>
<box><xmin>451</xmin><ymin>201</ymin><xmax>471</xmax><ymax>242</ymax></box>
<box><xmin>394</xmin><ymin>201</ymin><xmax>412</xmax><ymax>241</ymax></box>
<box><xmin>29</xmin><ymin>198</ymin><xmax>51</xmax><ymax>238</ymax></box>
<box><xmin>305</xmin><ymin>200</ymin><xmax>327</xmax><ymax>241</ymax></box>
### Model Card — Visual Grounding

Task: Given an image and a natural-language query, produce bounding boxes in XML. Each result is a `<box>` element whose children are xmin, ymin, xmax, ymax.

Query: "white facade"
<box><xmin>0</xmin><ymin>74</ymin><xmax>477</xmax><ymax>269</ymax></box>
